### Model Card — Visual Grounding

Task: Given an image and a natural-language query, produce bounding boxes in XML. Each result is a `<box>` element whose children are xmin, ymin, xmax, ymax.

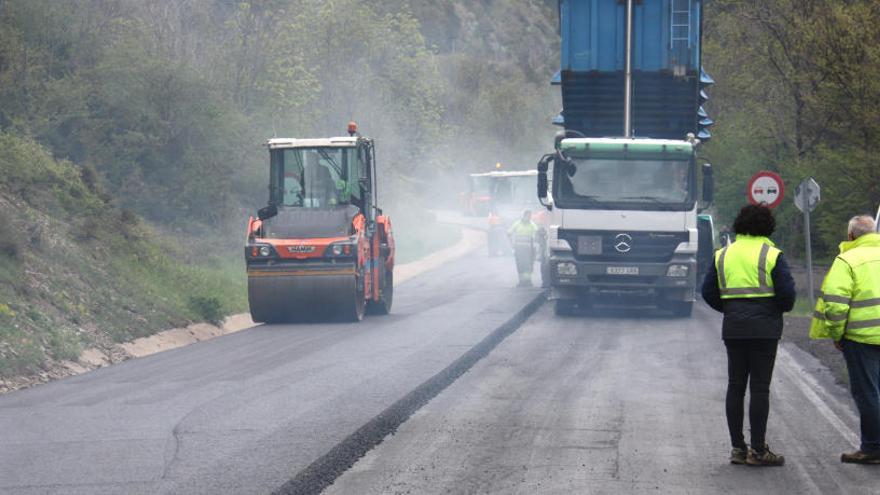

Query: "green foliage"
<box><xmin>0</xmin><ymin>134</ymin><xmax>246</xmax><ymax>376</ymax></box>
<box><xmin>0</xmin><ymin>324</ymin><xmax>43</xmax><ymax>376</ymax></box>
<box><xmin>189</xmin><ymin>296</ymin><xmax>224</xmax><ymax>326</ymax></box>
<box><xmin>0</xmin><ymin>301</ymin><xmax>41</xmax><ymax>375</ymax></box>
<box><xmin>47</xmin><ymin>327</ymin><xmax>81</xmax><ymax>362</ymax></box>
<box><xmin>704</xmin><ymin>0</ymin><xmax>880</xmax><ymax>259</ymax></box>
<box><xmin>0</xmin><ymin>133</ymin><xmax>104</xmax><ymax>221</ymax></box>
<box><xmin>1</xmin><ymin>0</ymin><xmax>559</xmax><ymax>228</ymax></box>
<box><xmin>0</xmin><ymin>304</ymin><xmax>14</xmax><ymax>318</ymax></box>
<box><xmin>0</xmin><ymin>209</ymin><xmax>20</xmax><ymax>259</ymax></box>
<box><xmin>0</xmin><ymin>0</ymin><xmax>560</xmax><ymax>378</ymax></box>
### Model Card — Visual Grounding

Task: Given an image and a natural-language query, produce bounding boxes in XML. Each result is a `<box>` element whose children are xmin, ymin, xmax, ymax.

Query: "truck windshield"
<box><xmin>555</xmin><ymin>157</ymin><xmax>694</xmax><ymax>210</ymax></box>
<box><xmin>270</xmin><ymin>148</ymin><xmax>351</xmax><ymax>208</ymax></box>
<box><xmin>491</xmin><ymin>176</ymin><xmax>536</xmax><ymax>207</ymax></box>
<box><xmin>470</xmin><ymin>176</ymin><xmax>490</xmax><ymax>194</ymax></box>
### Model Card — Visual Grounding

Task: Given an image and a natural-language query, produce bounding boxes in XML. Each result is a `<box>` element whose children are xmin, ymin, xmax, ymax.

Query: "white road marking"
<box><xmin>776</xmin><ymin>347</ymin><xmax>859</xmax><ymax>446</ymax></box>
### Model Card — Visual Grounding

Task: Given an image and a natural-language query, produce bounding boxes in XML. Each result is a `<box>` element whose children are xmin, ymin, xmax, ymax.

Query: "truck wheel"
<box><xmin>367</xmin><ymin>270</ymin><xmax>393</xmax><ymax>315</ymax></box>
<box><xmin>554</xmin><ymin>299</ymin><xmax>575</xmax><ymax>316</ymax></box>
<box><xmin>672</xmin><ymin>301</ymin><xmax>693</xmax><ymax>317</ymax></box>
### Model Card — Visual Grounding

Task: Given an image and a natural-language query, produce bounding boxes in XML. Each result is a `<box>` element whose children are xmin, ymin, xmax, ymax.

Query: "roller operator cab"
<box><xmin>245</xmin><ymin>130</ymin><xmax>394</xmax><ymax>323</ymax></box>
<box><xmin>538</xmin><ymin>138</ymin><xmax>712</xmax><ymax>316</ymax></box>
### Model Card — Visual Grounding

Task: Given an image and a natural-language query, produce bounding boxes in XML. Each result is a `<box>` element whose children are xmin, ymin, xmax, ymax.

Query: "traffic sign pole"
<box><xmin>803</xmin><ymin>200</ymin><xmax>814</xmax><ymax>308</ymax></box>
<box><xmin>875</xmin><ymin>204</ymin><xmax>880</xmax><ymax>233</ymax></box>
<box><xmin>795</xmin><ymin>178</ymin><xmax>820</xmax><ymax>308</ymax></box>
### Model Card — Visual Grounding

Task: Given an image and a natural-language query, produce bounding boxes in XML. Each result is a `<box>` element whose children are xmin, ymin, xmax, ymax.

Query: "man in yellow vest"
<box><xmin>702</xmin><ymin>204</ymin><xmax>796</xmax><ymax>467</ymax></box>
<box><xmin>508</xmin><ymin>209</ymin><xmax>539</xmax><ymax>287</ymax></box>
<box><xmin>810</xmin><ymin>215</ymin><xmax>880</xmax><ymax>464</ymax></box>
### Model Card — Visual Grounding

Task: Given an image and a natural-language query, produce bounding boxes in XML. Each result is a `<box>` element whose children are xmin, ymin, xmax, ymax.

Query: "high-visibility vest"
<box><xmin>810</xmin><ymin>233</ymin><xmax>880</xmax><ymax>344</ymax></box>
<box><xmin>508</xmin><ymin>220</ymin><xmax>538</xmax><ymax>245</ymax></box>
<box><xmin>714</xmin><ymin>235</ymin><xmax>781</xmax><ymax>299</ymax></box>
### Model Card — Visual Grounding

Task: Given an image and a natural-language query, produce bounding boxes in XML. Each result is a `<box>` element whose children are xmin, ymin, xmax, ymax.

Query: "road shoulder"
<box><xmin>0</xmin><ymin>229</ymin><xmax>486</xmax><ymax>394</ymax></box>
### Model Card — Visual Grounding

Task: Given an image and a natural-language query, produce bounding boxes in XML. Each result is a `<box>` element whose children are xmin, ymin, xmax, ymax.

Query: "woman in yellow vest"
<box><xmin>702</xmin><ymin>204</ymin><xmax>796</xmax><ymax>466</ymax></box>
<box><xmin>810</xmin><ymin>215</ymin><xmax>880</xmax><ymax>464</ymax></box>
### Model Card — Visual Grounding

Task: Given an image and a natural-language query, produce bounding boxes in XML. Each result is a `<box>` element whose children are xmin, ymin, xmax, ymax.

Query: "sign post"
<box><xmin>794</xmin><ymin>177</ymin><xmax>821</xmax><ymax>308</ymax></box>
<box><xmin>875</xmin><ymin>203</ymin><xmax>880</xmax><ymax>233</ymax></box>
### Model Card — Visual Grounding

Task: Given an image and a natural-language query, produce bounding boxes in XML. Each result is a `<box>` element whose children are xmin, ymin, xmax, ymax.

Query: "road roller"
<box><xmin>245</xmin><ymin>123</ymin><xmax>395</xmax><ymax>322</ymax></box>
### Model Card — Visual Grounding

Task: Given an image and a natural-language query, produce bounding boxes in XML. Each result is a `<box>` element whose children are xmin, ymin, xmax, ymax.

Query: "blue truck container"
<box><xmin>553</xmin><ymin>0</ymin><xmax>711</xmax><ymax>140</ymax></box>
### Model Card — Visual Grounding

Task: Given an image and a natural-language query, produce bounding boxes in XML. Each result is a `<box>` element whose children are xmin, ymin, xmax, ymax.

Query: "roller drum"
<box><xmin>248</xmin><ymin>271</ymin><xmax>363</xmax><ymax>323</ymax></box>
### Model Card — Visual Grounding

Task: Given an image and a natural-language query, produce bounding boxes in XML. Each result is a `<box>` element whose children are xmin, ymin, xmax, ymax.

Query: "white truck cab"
<box><xmin>538</xmin><ymin>137</ymin><xmax>713</xmax><ymax>316</ymax></box>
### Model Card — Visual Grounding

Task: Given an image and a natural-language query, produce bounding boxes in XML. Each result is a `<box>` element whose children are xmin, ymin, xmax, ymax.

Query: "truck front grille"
<box><xmin>558</xmin><ymin>229</ymin><xmax>687</xmax><ymax>263</ymax></box>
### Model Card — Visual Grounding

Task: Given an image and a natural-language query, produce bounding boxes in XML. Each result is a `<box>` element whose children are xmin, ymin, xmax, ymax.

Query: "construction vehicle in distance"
<box><xmin>245</xmin><ymin>123</ymin><xmax>394</xmax><ymax>322</ymax></box>
<box><xmin>460</xmin><ymin>173</ymin><xmax>492</xmax><ymax>217</ymax></box>
<box><xmin>482</xmin><ymin>170</ymin><xmax>545</xmax><ymax>257</ymax></box>
<box><xmin>537</xmin><ymin>0</ymin><xmax>715</xmax><ymax>316</ymax></box>
<box><xmin>460</xmin><ymin>163</ymin><xmax>515</xmax><ymax>217</ymax></box>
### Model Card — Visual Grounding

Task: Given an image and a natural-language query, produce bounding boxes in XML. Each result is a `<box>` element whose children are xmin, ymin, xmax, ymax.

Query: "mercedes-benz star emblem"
<box><xmin>614</xmin><ymin>233</ymin><xmax>632</xmax><ymax>253</ymax></box>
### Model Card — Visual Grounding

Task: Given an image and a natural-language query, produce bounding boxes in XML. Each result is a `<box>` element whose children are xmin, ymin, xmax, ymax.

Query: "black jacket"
<box><xmin>701</xmin><ymin>252</ymin><xmax>796</xmax><ymax>339</ymax></box>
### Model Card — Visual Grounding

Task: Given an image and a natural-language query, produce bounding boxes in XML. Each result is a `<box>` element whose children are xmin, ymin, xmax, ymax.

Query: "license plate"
<box><xmin>606</xmin><ymin>266</ymin><xmax>639</xmax><ymax>275</ymax></box>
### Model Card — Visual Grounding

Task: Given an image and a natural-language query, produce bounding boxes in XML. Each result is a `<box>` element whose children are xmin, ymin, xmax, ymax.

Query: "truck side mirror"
<box><xmin>536</xmin><ymin>155</ymin><xmax>553</xmax><ymax>211</ymax></box>
<box><xmin>538</xmin><ymin>172</ymin><xmax>548</xmax><ymax>200</ymax></box>
<box><xmin>702</xmin><ymin>163</ymin><xmax>713</xmax><ymax>204</ymax></box>
<box><xmin>537</xmin><ymin>156</ymin><xmax>550</xmax><ymax>200</ymax></box>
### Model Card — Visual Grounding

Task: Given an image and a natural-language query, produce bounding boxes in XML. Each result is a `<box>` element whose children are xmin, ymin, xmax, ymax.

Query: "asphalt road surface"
<box><xmin>2</xmin><ymin>251</ymin><xmax>875</xmax><ymax>494</ymax></box>
<box><xmin>326</xmin><ymin>304</ymin><xmax>876</xmax><ymax>494</ymax></box>
<box><xmin>0</xmin><ymin>251</ymin><xmax>540</xmax><ymax>495</ymax></box>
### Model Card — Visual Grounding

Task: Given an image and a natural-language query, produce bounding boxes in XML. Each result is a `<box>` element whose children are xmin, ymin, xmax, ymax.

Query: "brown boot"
<box><xmin>841</xmin><ymin>450</ymin><xmax>880</xmax><ymax>464</ymax></box>
<box><xmin>730</xmin><ymin>446</ymin><xmax>748</xmax><ymax>465</ymax></box>
<box><xmin>746</xmin><ymin>444</ymin><xmax>785</xmax><ymax>467</ymax></box>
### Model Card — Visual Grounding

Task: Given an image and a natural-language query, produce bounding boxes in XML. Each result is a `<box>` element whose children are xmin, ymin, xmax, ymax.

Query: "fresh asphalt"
<box><xmin>1</xmin><ymin>254</ymin><xmax>875</xmax><ymax>494</ymax></box>
<box><xmin>325</xmin><ymin>304</ymin><xmax>875</xmax><ymax>494</ymax></box>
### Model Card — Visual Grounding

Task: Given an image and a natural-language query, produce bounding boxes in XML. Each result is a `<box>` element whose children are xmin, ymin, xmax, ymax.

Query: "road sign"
<box><xmin>794</xmin><ymin>177</ymin><xmax>820</xmax><ymax>213</ymax></box>
<box><xmin>747</xmin><ymin>171</ymin><xmax>784</xmax><ymax>209</ymax></box>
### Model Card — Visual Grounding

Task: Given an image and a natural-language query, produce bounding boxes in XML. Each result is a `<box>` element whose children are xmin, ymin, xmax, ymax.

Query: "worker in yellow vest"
<box><xmin>508</xmin><ymin>209</ymin><xmax>539</xmax><ymax>287</ymax></box>
<box><xmin>702</xmin><ymin>204</ymin><xmax>796</xmax><ymax>467</ymax></box>
<box><xmin>810</xmin><ymin>215</ymin><xmax>880</xmax><ymax>464</ymax></box>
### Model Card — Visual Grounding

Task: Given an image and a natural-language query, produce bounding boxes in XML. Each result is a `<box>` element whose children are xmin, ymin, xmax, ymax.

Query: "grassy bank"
<box><xmin>0</xmin><ymin>134</ymin><xmax>472</xmax><ymax>378</ymax></box>
<box><xmin>0</xmin><ymin>134</ymin><xmax>245</xmax><ymax>377</ymax></box>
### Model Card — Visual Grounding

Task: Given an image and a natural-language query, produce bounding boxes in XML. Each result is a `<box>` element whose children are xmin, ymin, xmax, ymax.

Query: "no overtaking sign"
<box><xmin>747</xmin><ymin>171</ymin><xmax>785</xmax><ymax>209</ymax></box>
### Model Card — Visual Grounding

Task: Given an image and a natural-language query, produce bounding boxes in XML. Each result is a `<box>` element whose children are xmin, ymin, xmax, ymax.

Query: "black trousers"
<box><xmin>724</xmin><ymin>338</ymin><xmax>779</xmax><ymax>449</ymax></box>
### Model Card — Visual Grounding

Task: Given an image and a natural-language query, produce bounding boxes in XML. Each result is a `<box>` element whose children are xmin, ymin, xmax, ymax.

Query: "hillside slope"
<box><xmin>0</xmin><ymin>0</ymin><xmax>562</xmax><ymax>382</ymax></box>
<box><xmin>0</xmin><ymin>134</ymin><xmax>245</xmax><ymax>378</ymax></box>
